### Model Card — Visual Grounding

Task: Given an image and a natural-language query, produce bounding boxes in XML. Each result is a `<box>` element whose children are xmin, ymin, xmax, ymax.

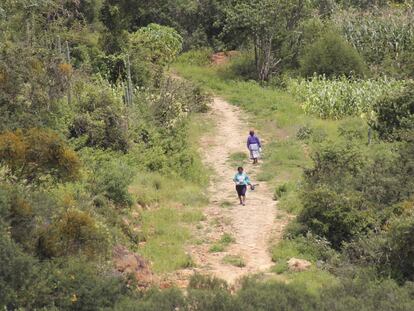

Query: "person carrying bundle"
<box><xmin>247</xmin><ymin>130</ymin><xmax>262</xmax><ymax>164</ymax></box>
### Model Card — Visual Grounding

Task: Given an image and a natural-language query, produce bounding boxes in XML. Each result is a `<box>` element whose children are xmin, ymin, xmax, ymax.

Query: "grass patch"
<box><xmin>220</xmin><ymin>200</ymin><xmax>233</xmax><ymax>209</ymax></box>
<box><xmin>228</xmin><ymin>151</ymin><xmax>248</xmax><ymax>167</ymax></box>
<box><xmin>181</xmin><ymin>210</ymin><xmax>206</xmax><ymax>223</ymax></box>
<box><xmin>289</xmin><ymin>269</ymin><xmax>339</xmax><ymax>297</ymax></box>
<box><xmin>220</xmin><ymin>233</ymin><xmax>235</xmax><ymax>245</ymax></box>
<box><xmin>139</xmin><ymin>207</ymin><xmax>194</xmax><ymax>273</ymax></box>
<box><xmin>127</xmin><ymin>113</ymin><xmax>210</xmax><ymax>273</ymax></box>
<box><xmin>209</xmin><ymin>243</ymin><xmax>225</xmax><ymax>253</ymax></box>
<box><xmin>273</xmin><ymin>260</ymin><xmax>289</xmax><ymax>274</ymax></box>
<box><xmin>209</xmin><ymin>233</ymin><xmax>235</xmax><ymax>253</ymax></box>
<box><xmin>222</xmin><ymin>255</ymin><xmax>246</xmax><ymax>267</ymax></box>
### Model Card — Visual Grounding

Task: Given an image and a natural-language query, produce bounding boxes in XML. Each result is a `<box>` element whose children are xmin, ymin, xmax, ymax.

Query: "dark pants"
<box><xmin>236</xmin><ymin>185</ymin><xmax>247</xmax><ymax>196</ymax></box>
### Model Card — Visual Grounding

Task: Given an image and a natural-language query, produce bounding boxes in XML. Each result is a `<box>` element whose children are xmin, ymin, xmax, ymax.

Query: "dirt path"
<box><xmin>189</xmin><ymin>97</ymin><xmax>289</xmax><ymax>284</ymax></box>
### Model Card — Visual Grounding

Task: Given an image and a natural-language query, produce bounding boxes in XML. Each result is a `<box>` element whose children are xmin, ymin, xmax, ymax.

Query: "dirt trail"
<box><xmin>189</xmin><ymin>97</ymin><xmax>289</xmax><ymax>284</ymax></box>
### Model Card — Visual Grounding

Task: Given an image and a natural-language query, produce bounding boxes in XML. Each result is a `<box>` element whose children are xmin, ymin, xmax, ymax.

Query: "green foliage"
<box><xmin>295</xmin><ymin>135</ymin><xmax>414</xmax><ymax>249</ymax></box>
<box><xmin>370</xmin><ymin>84</ymin><xmax>414</xmax><ymax>141</ymax></box>
<box><xmin>299</xmin><ymin>186</ymin><xmax>373</xmax><ymax>249</ymax></box>
<box><xmin>0</xmin><ymin>43</ymin><xmax>70</xmax><ymax>131</ymax></box>
<box><xmin>0</xmin><ymin>128</ymin><xmax>81</xmax><ymax>185</ymax></box>
<box><xmin>222</xmin><ymin>255</ymin><xmax>246</xmax><ymax>267</ymax></box>
<box><xmin>129</xmin><ymin>24</ymin><xmax>183</xmax><ymax>67</ymax></box>
<box><xmin>300</xmin><ymin>31</ymin><xmax>367</xmax><ymax>78</ymax></box>
<box><xmin>70</xmin><ymin>79</ymin><xmax>129</xmax><ymax>152</ymax></box>
<box><xmin>334</xmin><ymin>8</ymin><xmax>414</xmax><ymax>74</ymax></box>
<box><xmin>0</xmin><ymin>234</ymin><xmax>41</xmax><ymax>310</ymax></box>
<box><xmin>319</xmin><ymin>277</ymin><xmax>414</xmax><ymax>311</ymax></box>
<box><xmin>176</xmin><ymin>49</ymin><xmax>213</xmax><ymax>66</ymax></box>
<box><xmin>225</xmin><ymin>52</ymin><xmax>257</xmax><ymax>80</ymax></box>
<box><xmin>224</xmin><ymin>0</ymin><xmax>310</xmax><ymax>81</ymax></box>
<box><xmin>37</xmin><ymin>208</ymin><xmax>110</xmax><ymax>259</ymax></box>
<box><xmin>44</xmin><ymin>257</ymin><xmax>128</xmax><ymax>310</ymax></box>
<box><xmin>236</xmin><ymin>278</ymin><xmax>317</xmax><ymax>311</ymax></box>
<box><xmin>90</xmin><ymin>155</ymin><xmax>134</xmax><ymax>206</ymax></box>
<box><xmin>288</xmin><ymin>75</ymin><xmax>407</xmax><ymax>119</ymax></box>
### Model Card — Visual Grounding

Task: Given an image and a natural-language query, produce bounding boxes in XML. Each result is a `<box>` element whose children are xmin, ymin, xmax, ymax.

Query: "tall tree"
<box><xmin>224</xmin><ymin>0</ymin><xmax>310</xmax><ymax>81</ymax></box>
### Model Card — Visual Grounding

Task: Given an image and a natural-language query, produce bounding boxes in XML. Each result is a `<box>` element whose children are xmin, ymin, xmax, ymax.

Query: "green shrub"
<box><xmin>0</xmin><ymin>234</ymin><xmax>42</xmax><ymax>310</ymax></box>
<box><xmin>177</xmin><ymin>49</ymin><xmax>213</xmax><ymax>66</ymax></box>
<box><xmin>385</xmin><ymin>216</ymin><xmax>414</xmax><ymax>282</ymax></box>
<box><xmin>186</xmin><ymin>274</ymin><xmax>235</xmax><ymax>311</ymax></box>
<box><xmin>0</xmin><ymin>128</ymin><xmax>81</xmax><ymax>185</ymax></box>
<box><xmin>296</xmin><ymin>126</ymin><xmax>313</xmax><ymax>140</ymax></box>
<box><xmin>298</xmin><ymin>187</ymin><xmax>374</xmax><ymax>249</ymax></box>
<box><xmin>84</xmin><ymin>151</ymin><xmax>135</xmax><ymax>206</ymax></box>
<box><xmin>371</xmin><ymin>84</ymin><xmax>414</xmax><ymax>142</ymax></box>
<box><xmin>225</xmin><ymin>52</ymin><xmax>257</xmax><ymax>80</ymax></box>
<box><xmin>45</xmin><ymin>258</ymin><xmax>128</xmax><ymax>310</ymax></box>
<box><xmin>70</xmin><ymin>79</ymin><xmax>129</xmax><ymax>152</ymax></box>
<box><xmin>116</xmin><ymin>288</ymin><xmax>185</xmax><ymax>311</ymax></box>
<box><xmin>237</xmin><ymin>278</ymin><xmax>318</xmax><ymax>311</ymax></box>
<box><xmin>37</xmin><ymin>208</ymin><xmax>110</xmax><ymax>258</ymax></box>
<box><xmin>220</xmin><ymin>233</ymin><xmax>235</xmax><ymax>245</ymax></box>
<box><xmin>319</xmin><ymin>277</ymin><xmax>414</xmax><ymax>311</ymax></box>
<box><xmin>188</xmin><ymin>274</ymin><xmax>229</xmax><ymax>291</ymax></box>
<box><xmin>300</xmin><ymin>31</ymin><xmax>367</xmax><ymax>78</ymax></box>
<box><xmin>274</xmin><ymin>183</ymin><xmax>289</xmax><ymax>200</ymax></box>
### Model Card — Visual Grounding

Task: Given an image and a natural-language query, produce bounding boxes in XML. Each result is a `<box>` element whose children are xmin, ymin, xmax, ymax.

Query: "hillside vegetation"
<box><xmin>1</xmin><ymin>0</ymin><xmax>414</xmax><ymax>310</ymax></box>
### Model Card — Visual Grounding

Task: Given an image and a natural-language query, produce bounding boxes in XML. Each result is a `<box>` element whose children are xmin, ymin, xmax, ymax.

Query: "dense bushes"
<box><xmin>295</xmin><ymin>133</ymin><xmax>414</xmax><ymax>247</ymax></box>
<box><xmin>37</xmin><ymin>208</ymin><xmax>110</xmax><ymax>259</ymax></box>
<box><xmin>370</xmin><ymin>84</ymin><xmax>414</xmax><ymax>141</ymax></box>
<box><xmin>298</xmin><ymin>187</ymin><xmax>373</xmax><ymax>248</ymax></box>
<box><xmin>0</xmin><ymin>128</ymin><xmax>81</xmax><ymax>185</ymax></box>
<box><xmin>300</xmin><ymin>31</ymin><xmax>367</xmax><ymax>78</ymax></box>
<box><xmin>70</xmin><ymin>79</ymin><xmax>129</xmax><ymax>152</ymax></box>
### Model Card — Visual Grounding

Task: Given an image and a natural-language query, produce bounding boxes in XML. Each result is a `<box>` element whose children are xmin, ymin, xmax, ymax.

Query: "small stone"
<box><xmin>287</xmin><ymin>258</ymin><xmax>312</xmax><ymax>272</ymax></box>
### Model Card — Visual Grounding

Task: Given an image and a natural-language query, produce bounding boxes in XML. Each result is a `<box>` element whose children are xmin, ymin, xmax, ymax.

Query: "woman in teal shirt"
<box><xmin>233</xmin><ymin>166</ymin><xmax>253</xmax><ymax>206</ymax></box>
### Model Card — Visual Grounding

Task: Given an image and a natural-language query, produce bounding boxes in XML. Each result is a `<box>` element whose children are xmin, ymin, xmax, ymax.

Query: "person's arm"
<box><xmin>247</xmin><ymin>137</ymin><xmax>250</xmax><ymax>149</ymax></box>
<box><xmin>233</xmin><ymin>174</ymin><xmax>238</xmax><ymax>183</ymax></box>
<box><xmin>245</xmin><ymin>174</ymin><xmax>252</xmax><ymax>185</ymax></box>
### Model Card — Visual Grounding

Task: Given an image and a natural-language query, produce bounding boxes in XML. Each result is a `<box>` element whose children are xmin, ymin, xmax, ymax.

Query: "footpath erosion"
<box><xmin>188</xmin><ymin>97</ymin><xmax>290</xmax><ymax>284</ymax></box>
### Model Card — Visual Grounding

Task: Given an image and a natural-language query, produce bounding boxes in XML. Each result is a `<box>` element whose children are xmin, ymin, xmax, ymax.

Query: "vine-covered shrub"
<box><xmin>0</xmin><ymin>128</ymin><xmax>81</xmax><ymax>185</ymax></box>
<box><xmin>37</xmin><ymin>208</ymin><xmax>110</xmax><ymax>259</ymax></box>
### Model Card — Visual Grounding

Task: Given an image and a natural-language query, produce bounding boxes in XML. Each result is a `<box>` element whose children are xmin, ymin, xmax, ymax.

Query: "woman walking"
<box><xmin>247</xmin><ymin>130</ymin><xmax>261</xmax><ymax>164</ymax></box>
<box><xmin>233</xmin><ymin>166</ymin><xmax>253</xmax><ymax>206</ymax></box>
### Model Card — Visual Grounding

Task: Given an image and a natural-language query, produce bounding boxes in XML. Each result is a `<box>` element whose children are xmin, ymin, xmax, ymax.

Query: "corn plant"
<box><xmin>333</xmin><ymin>8</ymin><xmax>414</xmax><ymax>64</ymax></box>
<box><xmin>287</xmin><ymin>75</ymin><xmax>409</xmax><ymax>119</ymax></box>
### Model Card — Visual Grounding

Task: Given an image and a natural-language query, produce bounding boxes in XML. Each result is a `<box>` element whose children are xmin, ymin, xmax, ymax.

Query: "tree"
<box><xmin>128</xmin><ymin>23</ymin><xmax>183</xmax><ymax>68</ymax></box>
<box><xmin>224</xmin><ymin>0</ymin><xmax>309</xmax><ymax>81</ymax></box>
<box><xmin>300</xmin><ymin>31</ymin><xmax>367</xmax><ymax>78</ymax></box>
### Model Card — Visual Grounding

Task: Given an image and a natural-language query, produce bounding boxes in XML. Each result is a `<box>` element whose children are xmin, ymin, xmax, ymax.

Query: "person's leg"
<box><xmin>241</xmin><ymin>185</ymin><xmax>247</xmax><ymax>205</ymax></box>
<box><xmin>236</xmin><ymin>186</ymin><xmax>243</xmax><ymax>204</ymax></box>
